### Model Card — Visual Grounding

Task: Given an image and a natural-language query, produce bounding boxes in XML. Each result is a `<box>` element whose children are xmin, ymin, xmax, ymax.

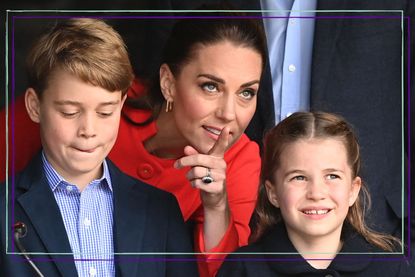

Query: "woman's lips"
<box><xmin>203</xmin><ymin>125</ymin><xmax>234</xmax><ymax>140</ymax></box>
<box><xmin>203</xmin><ymin>126</ymin><xmax>222</xmax><ymax>136</ymax></box>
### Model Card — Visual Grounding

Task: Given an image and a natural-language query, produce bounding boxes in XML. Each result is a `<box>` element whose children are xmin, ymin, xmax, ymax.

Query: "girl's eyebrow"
<box><xmin>197</xmin><ymin>74</ymin><xmax>260</xmax><ymax>88</ymax></box>
<box><xmin>283</xmin><ymin>169</ymin><xmax>305</xmax><ymax>178</ymax></box>
<box><xmin>322</xmin><ymin>168</ymin><xmax>345</xmax><ymax>173</ymax></box>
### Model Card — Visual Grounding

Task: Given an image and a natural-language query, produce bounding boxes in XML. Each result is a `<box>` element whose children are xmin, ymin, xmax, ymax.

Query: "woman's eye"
<box><xmin>201</xmin><ymin>83</ymin><xmax>218</xmax><ymax>93</ymax></box>
<box><xmin>239</xmin><ymin>89</ymin><xmax>256</xmax><ymax>100</ymax></box>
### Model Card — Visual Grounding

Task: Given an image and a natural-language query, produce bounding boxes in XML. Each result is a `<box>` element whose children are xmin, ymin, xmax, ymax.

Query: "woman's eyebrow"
<box><xmin>197</xmin><ymin>74</ymin><xmax>260</xmax><ymax>88</ymax></box>
<box><xmin>197</xmin><ymin>74</ymin><xmax>225</xmax><ymax>84</ymax></box>
<box><xmin>241</xmin><ymin>80</ymin><xmax>260</xmax><ymax>88</ymax></box>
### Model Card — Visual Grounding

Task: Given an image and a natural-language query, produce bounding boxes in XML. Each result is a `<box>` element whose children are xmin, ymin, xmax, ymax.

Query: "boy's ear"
<box><xmin>265</xmin><ymin>180</ymin><xmax>280</xmax><ymax>208</ymax></box>
<box><xmin>25</xmin><ymin>88</ymin><xmax>41</xmax><ymax>123</ymax></box>
<box><xmin>349</xmin><ymin>176</ymin><xmax>362</xmax><ymax>206</ymax></box>
<box><xmin>159</xmin><ymin>63</ymin><xmax>176</xmax><ymax>101</ymax></box>
<box><xmin>121</xmin><ymin>94</ymin><xmax>127</xmax><ymax>106</ymax></box>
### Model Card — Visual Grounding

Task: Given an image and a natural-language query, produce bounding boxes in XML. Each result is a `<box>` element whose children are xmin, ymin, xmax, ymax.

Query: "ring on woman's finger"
<box><xmin>201</xmin><ymin>167</ymin><xmax>214</xmax><ymax>184</ymax></box>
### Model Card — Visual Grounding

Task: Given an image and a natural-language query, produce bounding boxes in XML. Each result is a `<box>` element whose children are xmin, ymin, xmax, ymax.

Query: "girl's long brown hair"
<box><xmin>251</xmin><ymin>111</ymin><xmax>401</xmax><ymax>252</ymax></box>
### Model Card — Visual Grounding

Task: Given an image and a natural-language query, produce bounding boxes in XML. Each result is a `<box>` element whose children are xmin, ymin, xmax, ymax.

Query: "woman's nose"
<box><xmin>216</xmin><ymin>94</ymin><xmax>236</xmax><ymax>122</ymax></box>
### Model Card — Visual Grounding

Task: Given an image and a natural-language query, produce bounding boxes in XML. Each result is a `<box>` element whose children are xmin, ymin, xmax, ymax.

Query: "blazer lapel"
<box><xmin>110</xmin><ymin>161</ymin><xmax>148</xmax><ymax>277</ymax></box>
<box><xmin>15</xmin><ymin>154</ymin><xmax>77</xmax><ymax>276</ymax></box>
<box><xmin>311</xmin><ymin>0</ymin><xmax>347</xmax><ymax>105</ymax></box>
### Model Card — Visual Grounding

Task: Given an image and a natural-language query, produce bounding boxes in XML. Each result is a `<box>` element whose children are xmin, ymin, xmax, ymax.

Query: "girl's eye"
<box><xmin>201</xmin><ymin>83</ymin><xmax>218</xmax><ymax>93</ymax></box>
<box><xmin>326</xmin><ymin>174</ymin><xmax>340</xmax><ymax>180</ymax></box>
<box><xmin>239</xmin><ymin>89</ymin><xmax>256</xmax><ymax>100</ymax></box>
<box><xmin>291</xmin><ymin>175</ymin><xmax>306</xmax><ymax>181</ymax></box>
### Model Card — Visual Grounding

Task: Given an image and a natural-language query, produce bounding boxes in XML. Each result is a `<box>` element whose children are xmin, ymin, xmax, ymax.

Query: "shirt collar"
<box><xmin>260</xmin><ymin>223</ymin><xmax>375</xmax><ymax>274</ymax></box>
<box><xmin>42</xmin><ymin>151</ymin><xmax>113</xmax><ymax>192</ymax></box>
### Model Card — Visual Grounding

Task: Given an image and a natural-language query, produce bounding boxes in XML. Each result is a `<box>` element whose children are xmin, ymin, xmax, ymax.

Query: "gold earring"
<box><xmin>165</xmin><ymin>99</ymin><xmax>173</xmax><ymax>112</ymax></box>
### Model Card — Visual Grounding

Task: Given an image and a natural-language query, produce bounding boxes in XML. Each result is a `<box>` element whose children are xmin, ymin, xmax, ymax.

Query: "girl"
<box><xmin>218</xmin><ymin>111</ymin><xmax>411</xmax><ymax>276</ymax></box>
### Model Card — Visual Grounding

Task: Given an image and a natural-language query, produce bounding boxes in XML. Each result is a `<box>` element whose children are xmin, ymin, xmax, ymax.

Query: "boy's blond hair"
<box><xmin>26</xmin><ymin>18</ymin><xmax>134</xmax><ymax>98</ymax></box>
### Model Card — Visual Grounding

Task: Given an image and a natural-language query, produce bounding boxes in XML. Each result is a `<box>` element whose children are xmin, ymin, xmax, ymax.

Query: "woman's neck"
<box><xmin>143</xmin><ymin>110</ymin><xmax>187</xmax><ymax>159</ymax></box>
<box><xmin>287</xmin><ymin>227</ymin><xmax>343</xmax><ymax>269</ymax></box>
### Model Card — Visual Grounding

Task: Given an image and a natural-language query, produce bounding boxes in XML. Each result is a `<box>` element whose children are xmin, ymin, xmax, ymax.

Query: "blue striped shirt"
<box><xmin>42</xmin><ymin>152</ymin><xmax>115</xmax><ymax>277</ymax></box>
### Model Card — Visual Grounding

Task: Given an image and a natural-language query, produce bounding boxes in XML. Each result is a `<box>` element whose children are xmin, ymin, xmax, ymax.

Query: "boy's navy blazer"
<box><xmin>0</xmin><ymin>152</ymin><xmax>197</xmax><ymax>276</ymax></box>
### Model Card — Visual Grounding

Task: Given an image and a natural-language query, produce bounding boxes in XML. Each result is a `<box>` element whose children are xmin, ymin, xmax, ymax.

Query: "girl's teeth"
<box><xmin>304</xmin><ymin>210</ymin><xmax>329</xmax><ymax>215</ymax></box>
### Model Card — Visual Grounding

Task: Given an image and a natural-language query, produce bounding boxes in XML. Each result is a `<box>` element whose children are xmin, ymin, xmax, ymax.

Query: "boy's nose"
<box><xmin>78</xmin><ymin>115</ymin><xmax>96</xmax><ymax>138</ymax></box>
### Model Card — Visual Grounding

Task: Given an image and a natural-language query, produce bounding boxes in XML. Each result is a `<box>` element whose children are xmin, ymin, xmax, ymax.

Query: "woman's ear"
<box><xmin>265</xmin><ymin>180</ymin><xmax>280</xmax><ymax>208</ymax></box>
<box><xmin>349</xmin><ymin>176</ymin><xmax>362</xmax><ymax>206</ymax></box>
<box><xmin>25</xmin><ymin>88</ymin><xmax>41</xmax><ymax>123</ymax></box>
<box><xmin>159</xmin><ymin>63</ymin><xmax>175</xmax><ymax>101</ymax></box>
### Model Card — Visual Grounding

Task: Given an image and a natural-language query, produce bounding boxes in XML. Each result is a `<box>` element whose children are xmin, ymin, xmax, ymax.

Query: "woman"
<box><xmin>2</xmin><ymin>9</ymin><xmax>267</xmax><ymax>277</ymax></box>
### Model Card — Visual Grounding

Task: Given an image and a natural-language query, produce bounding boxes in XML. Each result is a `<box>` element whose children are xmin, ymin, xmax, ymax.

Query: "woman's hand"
<box><xmin>174</xmin><ymin>127</ymin><xmax>231</xmax><ymax>250</ymax></box>
<box><xmin>174</xmin><ymin>127</ymin><xmax>230</xmax><ymax>209</ymax></box>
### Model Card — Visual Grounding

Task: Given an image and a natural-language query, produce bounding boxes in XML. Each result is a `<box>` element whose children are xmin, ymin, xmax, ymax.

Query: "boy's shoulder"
<box><xmin>106</xmin><ymin>158</ymin><xmax>177</xmax><ymax>201</ymax></box>
<box><xmin>107</xmin><ymin>158</ymin><xmax>185</xmax><ymax>229</ymax></box>
<box><xmin>0</xmin><ymin>153</ymin><xmax>44</xmax><ymax>199</ymax></box>
<box><xmin>1</xmin><ymin>154</ymin><xmax>175</xmax><ymax>203</ymax></box>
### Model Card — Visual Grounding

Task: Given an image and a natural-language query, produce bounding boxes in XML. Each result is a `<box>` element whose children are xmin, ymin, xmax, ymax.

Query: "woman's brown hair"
<box><xmin>123</xmin><ymin>3</ymin><xmax>267</xmax><ymax>126</ymax></box>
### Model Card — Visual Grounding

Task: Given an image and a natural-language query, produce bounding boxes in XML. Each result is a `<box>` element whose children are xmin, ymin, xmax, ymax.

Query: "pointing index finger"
<box><xmin>208</xmin><ymin>126</ymin><xmax>230</xmax><ymax>157</ymax></box>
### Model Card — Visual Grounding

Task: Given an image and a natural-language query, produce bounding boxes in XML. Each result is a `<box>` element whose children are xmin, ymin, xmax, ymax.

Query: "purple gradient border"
<box><xmin>406</xmin><ymin>15</ymin><xmax>412</xmax><ymax>262</ymax></box>
<box><xmin>7</xmin><ymin>13</ymin><xmax>412</xmax><ymax>264</ymax></box>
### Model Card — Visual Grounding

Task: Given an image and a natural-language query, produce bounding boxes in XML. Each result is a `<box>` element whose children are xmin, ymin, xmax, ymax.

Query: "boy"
<box><xmin>0</xmin><ymin>18</ymin><xmax>197</xmax><ymax>276</ymax></box>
